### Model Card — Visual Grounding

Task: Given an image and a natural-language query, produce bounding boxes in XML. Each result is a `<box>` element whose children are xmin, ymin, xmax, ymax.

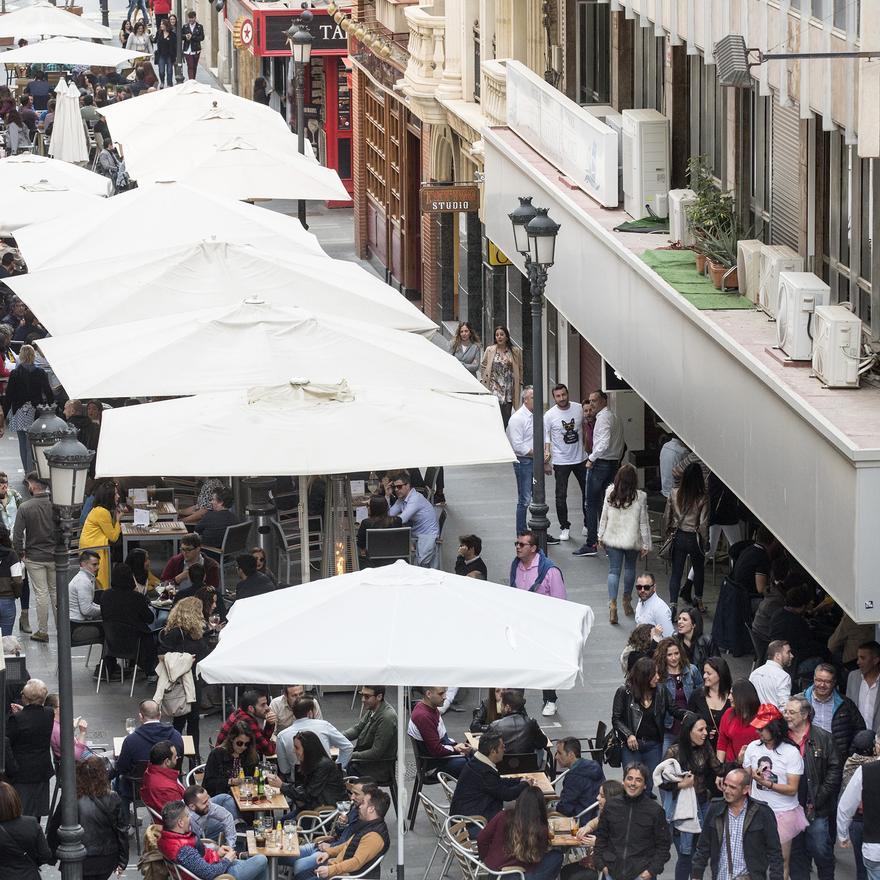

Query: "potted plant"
<box><xmin>685</xmin><ymin>155</ymin><xmax>737</xmax><ymax>278</ymax></box>
<box><xmin>699</xmin><ymin>224</ymin><xmax>740</xmax><ymax>289</ymax></box>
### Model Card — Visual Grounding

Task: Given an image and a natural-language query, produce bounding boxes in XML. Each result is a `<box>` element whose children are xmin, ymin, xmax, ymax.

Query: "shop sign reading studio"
<box><xmin>420</xmin><ymin>184</ymin><xmax>480</xmax><ymax>214</ymax></box>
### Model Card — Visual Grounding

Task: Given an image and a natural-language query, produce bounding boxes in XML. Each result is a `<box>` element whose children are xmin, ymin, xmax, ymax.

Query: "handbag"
<box><xmin>658</xmin><ymin>496</ymin><xmax>682</xmax><ymax>561</ymax></box>
<box><xmin>602</xmin><ymin>729</ymin><xmax>622</xmax><ymax>768</ymax></box>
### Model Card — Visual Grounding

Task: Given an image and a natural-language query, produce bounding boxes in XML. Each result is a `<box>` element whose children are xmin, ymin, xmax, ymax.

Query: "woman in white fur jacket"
<box><xmin>597</xmin><ymin>463</ymin><xmax>651</xmax><ymax>625</ymax></box>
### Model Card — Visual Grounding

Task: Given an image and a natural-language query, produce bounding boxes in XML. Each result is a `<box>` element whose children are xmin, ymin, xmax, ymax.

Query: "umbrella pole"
<box><xmin>299</xmin><ymin>475</ymin><xmax>310</xmax><ymax>583</ymax></box>
<box><xmin>397</xmin><ymin>685</ymin><xmax>405</xmax><ymax>880</ymax></box>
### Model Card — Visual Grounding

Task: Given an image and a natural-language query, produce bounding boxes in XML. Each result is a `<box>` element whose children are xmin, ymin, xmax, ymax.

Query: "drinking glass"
<box><xmin>125</xmin><ymin>717</ymin><xmax>136</xmax><ymax>735</ymax></box>
<box><xmin>570</xmin><ymin>817</ymin><xmax>578</xmax><ymax>835</ymax></box>
<box><xmin>209</xmin><ymin>614</ymin><xmax>221</xmax><ymax>631</ymax></box>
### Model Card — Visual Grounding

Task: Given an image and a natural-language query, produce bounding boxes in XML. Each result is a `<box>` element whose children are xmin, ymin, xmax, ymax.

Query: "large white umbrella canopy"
<box><xmin>11</xmin><ymin>181</ymin><xmax>324</xmax><ymax>270</ymax></box>
<box><xmin>0</xmin><ymin>35</ymin><xmax>146</xmax><ymax>66</ymax></box>
<box><xmin>0</xmin><ymin>1</ymin><xmax>112</xmax><ymax>40</ymax></box>
<box><xmin>8</xmin><ymin>239</ymin><xmax>436</xmax><ymax>335</ymax></box>
<box><xmin>0</xmin><ymin>154</ymin><xmax>111</xmax><ymax>196</ymax></box>
<box><xmin>0</xmin><ymin>181</ymin><xmax>104</xmax><ymax>235</ymax></box>
<box><xmin>131</xmin><ymin>135</ymin><xmax>348</xmax><ymax>201</ymax></box>
<box><xmin>95</xmin><ymin>380</ymin><xmax>514</xmax><ymax>477</ymax></box>
<box><xmin>39</xmin><ymin>299</ymin><xmax>481</xmax><ymax>398</ymax></box>
<box><xmin>198</xmin><ymin>560</ymin><xmax>594</xmax><ymax>880</ymax></box>
<box><xmin>47</xmin><ymin>79</ymin><xmax>88</xmax><ymax>164</ymax></box>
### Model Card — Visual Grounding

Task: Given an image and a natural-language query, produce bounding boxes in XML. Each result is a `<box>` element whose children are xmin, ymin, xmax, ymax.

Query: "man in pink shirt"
<box><xmin>509</xmin><ymin>531</ymin><xmax>566</xmax><ymax>717</ymax></box>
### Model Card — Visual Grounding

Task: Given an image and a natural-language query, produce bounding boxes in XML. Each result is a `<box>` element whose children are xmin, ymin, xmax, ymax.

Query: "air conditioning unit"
<box><xmin>812</xmin><ymin>305</ymin><xmax>862</xmax><ymax>388</ymax></box>
<box><xmin>736</xmin><ymin>240</ymin><xmax>764</xmax><ymax>303</ymax></box>
<box><xmin>668</xmin><ymin>189</ymin><xmax>697</xmax><ymax>246</ymax></box>
<box><xmin>776</xmin><ymin>272</ymin><xmax>830</xmax><ymax>360</ymax></box>
<box><xmin>622</xmin><ymin>108</ymin><xmax>670</xmax><ymax>220</ymax></box>
<box><xmin>758</xmin><ymin>245</ymin><xmax>803</xmax><ymax>318</ymax></box>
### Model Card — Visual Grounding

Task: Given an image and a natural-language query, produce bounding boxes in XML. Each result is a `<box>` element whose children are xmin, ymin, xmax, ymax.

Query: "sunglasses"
<box><xmin>233</xmin><ymin>739</ymin><xmax>250</xmax><ymax>747</ymax></box>
<box><xmin>393</xmin><ymin>484</ymin><xmax>406</xmax><ymax>490</ymax></box>
<box><xmin>513</xmin><ymin>541</ymin><xmax>534</xmax><ymax>548</ymax></box>
<box><xmin>636</xmin><ymin>585</ymin><xmax>653</xmax><ymax>592</ymax></box>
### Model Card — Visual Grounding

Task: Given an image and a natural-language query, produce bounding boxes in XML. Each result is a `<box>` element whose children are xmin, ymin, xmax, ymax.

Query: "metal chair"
<box><xmin>419</xmin><ymin>792</ymin><xmax>451</xmax><ymax>880</ymax></box>
<box><xmin>202</xmin><ymin>520</ymin><xmax>255</xmax><ymax>593</ymax></box>
<box><xmin>586</xmin><ymin>720</ymin><xmax>607</xmax><ymax>763</ymax></box>
<box><xmin>185</xmin><ymin>763</ymin><xmax>206</xmax><ymax>787</ymax></box>
<box><xmin>436</xmin><ymin>771</ymin><xmax>457</xmax><ymax>805</ymax></box>
<box><xmin>70</xmin><ymin>619</ymin><xmax>104</xmax><ymax>668</ymax></box>
<box><xmin>96</xmin><ymin>620</ymin><xmax>143</xmax><ymax>697</ymax></box>
<box><xmin>407</xmin><ymin>736</ymin><xmax>460</xmax><ymax>830</ymax></box>
<box><xmin>296</xmin><ymin>806</ymin><xmax>340</xmax><ymax>842</ymax></box>
<box><xmin>445</xmin><ymin>815</ymin><xmax>523</xmax><ymax>880</ymax></box>
<box><xmin>121</xmin><ymin>759</ymin><xmax>149</xmax><ymax>855</ymax></box>
<box><xmin>334</xmin><ymin>854</ymin><xmax>385</xmax><ymax>880</ymax></box>
<box><xmin>365</xmin><ymin>527</ymin><xmax>412</xmax><ymax>566</ymax></box>
<box><xmin>273</xmin><ymin>514</ymin><xmax>323</xmax><ymax>584</ymax></box>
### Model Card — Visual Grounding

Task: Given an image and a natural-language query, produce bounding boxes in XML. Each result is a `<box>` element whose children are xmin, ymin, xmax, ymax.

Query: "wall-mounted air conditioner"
<box><xmin>622</xmin><ymin>108</ymin><xmax>670</xmax><ymax>220</ymax></box>
<box><xmin>812</xmin><ymin>305</ymin><xmax>863</xmax><ymax>388</ymax></box>
<box><xmin>776</xmin><ymin>272</ymin><xmax>830</xmax><ymax>360</ymax></box>
<box><xmin>668</xmin><ymin>189</ymin><xmax>697</xmax><ymax>246</ymax></box>
<box><xmin>758</xmin><ymin>245</ymin><xmax>803</xmax><ymax>318</ymax></box>
<box><xmin>736</xmin><ymin>240</ymin><xmax>764</xmax><ymax>304</ymax></box>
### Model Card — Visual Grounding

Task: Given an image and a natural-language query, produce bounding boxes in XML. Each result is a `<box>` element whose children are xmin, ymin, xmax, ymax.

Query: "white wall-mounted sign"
<box><xmin>504</xmin><ymin>60</ymin><xmax>619</xmax><ymax>208</ymax></box>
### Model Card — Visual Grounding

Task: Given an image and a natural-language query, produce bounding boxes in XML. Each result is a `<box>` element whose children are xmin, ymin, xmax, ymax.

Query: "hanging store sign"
<box><xmin>420</xmin><ymin>184</ymin><xmax>480</xmax><ymax>213</ymax></box>
<box><xmin>505</xmin><ymin>60</ymin><xmax>619</xmax><ymax>208</ymax></box>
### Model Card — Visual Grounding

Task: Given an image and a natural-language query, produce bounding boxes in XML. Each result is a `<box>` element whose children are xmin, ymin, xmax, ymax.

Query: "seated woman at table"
<box><xmin>78</xmin><ymin>480</ymin><xmax>121</xmax><ymax>590</ymax></box>
<box><xmin>126</xmin><ymin>547</ymin><xmax>161</xmax><ymax>597</ymax></box>
<box><xmin>355</xmin><ymin>496</ymin><xmax>402</xmax><ymax>568</ymax></box>
<box><xmin>203</xmin><ymin>721</ymin><xmax>258</xmax><ymax>798</ymax></box>
<box><xmin>267</xmin><ymin>731</ymin><xmax>345</xmax><ymax>815</ymax></box>
<box><xmin>98</xmin><ymin>563</ymin><xmax>157</xmax><ymax>681</ymax></box>
<box><xmin>560</xmin><ymin>780</ymin><xmax>625</xmax><ymax>880</ymax></box>
<box><xmin>251</xmin><ymin>547</ymin><xmax>275</xmax><ymax>584</ymax></box>
<box><xmin>160</xmin><ymin>597</ymin><xmax>211</xmax><ymax>765</ymax></box>
<box><xmin>477</xmin><ymin>785</ymin><xmax>563</xmax><ymax>880</ymax></box>
<box><xmin>174</xmin><ymin>564</ymin><xmax>226</xmax><ymax>619</ymax></box>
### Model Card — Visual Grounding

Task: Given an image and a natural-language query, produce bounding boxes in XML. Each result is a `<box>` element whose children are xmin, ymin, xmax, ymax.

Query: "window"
<box><xmin>633</xmin><ymin>25</ymin><xmax>664</xmax><ymax>112</ymax></box>
<box><xmin>473</xmin><ymin>19</ymin><xmax>481</xmax><ymax>102</ymax></box>
<box><xmin>363</xmin><ymin>88</ymin><xmax>386</xmax><ymax>205</ymax></box>
<box><xmin>576</xmin><ymin>0</ymin><xmax>610</xmax><ymax>105</ymax></box>
<box><xmin>791</xmin><ymin>0</ymin><xmax>859</xmax><ymax>30</ymax></box>
<box><xmin>749</xmin><ymin>90</ymin><xmax>771</xmax><ymax>239</ymax></box>
<box><xmin>819</xmin><ymin>129</ymin><xmax>876</xmax><ymax>329</ymax></box>
<box><xmin>689</xmin><ymin>55</ymin><xmax>726</xmax><ymax>181</ymax></box>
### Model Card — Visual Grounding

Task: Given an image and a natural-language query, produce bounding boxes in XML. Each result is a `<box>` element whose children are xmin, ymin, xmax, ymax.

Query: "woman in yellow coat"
<box><xmin>78</xmin><ymin>480</ymin><xmax>121</xmax><ymax>589</ymax></box>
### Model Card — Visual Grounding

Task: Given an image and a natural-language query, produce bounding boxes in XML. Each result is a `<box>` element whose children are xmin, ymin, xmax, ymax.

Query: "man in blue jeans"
<box><xmin>505</xmin><ymin>386</ymin><xmax>535</xmax><ymax>537</ymax></box>
<box><xmin>574</xmin><ymin>390</ymin><xmax>625</xmax><ymax>557</ymax></box>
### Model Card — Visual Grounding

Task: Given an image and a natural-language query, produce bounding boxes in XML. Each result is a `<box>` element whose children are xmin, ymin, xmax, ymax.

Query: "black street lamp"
<box><xmin>27</xmin><ymin>406</ymin><xmax>70</xmax><ymax>483</ymax></box>
<box><xmin>287</xmin><ymin>4</ymin><xmax>314</xmax><ymax>230</ymax></box>
<box><xmin>508</xmin><ymin>197</ymin><xmax>561</xmax><ymax>554</ymax></box>
<box><xmin>174</xmin><ymin>0</ymin><xmax>184</xmax><ymax>84</ymax></box>
<box><xmin>27</xmin><ymin>423</ymin><xmax>93</xmax><ymax>880</ymax></box>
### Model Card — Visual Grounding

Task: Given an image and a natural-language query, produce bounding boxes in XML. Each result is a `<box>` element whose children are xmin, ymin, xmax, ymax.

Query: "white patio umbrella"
<box><xmin>94</xmin><ymin>379</ymin><xmax>513</xmax><ymax>477</ymax></box>
<box><xmin>0</xmin><ymin>1</ymin><xmax>112</xmax><ymax>40</ymax></box>
<box><xmin>0</xmin><ymin>35</ymin><xmax>146</xmax><ymax>66</ymax></box>
<box><xmin>0</xmin><ymin>154</ymin><xmax>111</xmax><ymax>196</ymax></box>
<box><xmin>8</xmin><ymin>239</ymin><xmax>436</xmax><ymax>335</ymax></box>
<box><xmin>0</xmin><ymin>181</ymin><xmax>104</xmax><ymax>235</ymax></box>
<box><xmin>132</xmin><ymin>136</ymin><xmax>348</xmax><ymax>201</ymax></box>
<box><xmin>11</xmin><ymin>181</ymin><xmax>324</xmax><ymax>270</ymax></box>
<box><xmin>47</xmin><ymin>79</ymin><xmax>88</xmax><ymax>164</ymax></box>
<box><xmin>38</xmin><ymin>298</ymin><xmax>481</xmax><ymax>398</ymax></box>
<box><xmin>198</xmin><ymin>560</ymin><xmax>594</xmax><ymax>880</ymax></box>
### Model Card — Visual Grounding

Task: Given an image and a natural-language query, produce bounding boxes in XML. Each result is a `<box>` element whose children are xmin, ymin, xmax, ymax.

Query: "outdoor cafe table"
<box><xmin>121</xmin><ymin>521</ymin><xmax>189</xmax><ymax>557</ymax></box>
<box><xmin>501</xmin><ymin>771</ymin><xmax>556</xmax><ymax>799</ymax></box>
<box><xmin>231</xmin><ymin>786</ymin><xmax>290</xmax><ymax>816</ymax></box>
<box><xmin>121</xmin><ymin>501</ymin><xmax>178</xmax><ymax>522</ymax></box>
<box><xmin>548</xmin><ymin>815</ymin><xmax>583</xmax><ymax>848</ymax></box>
<box><xmin>113</xmin><ymin>734</ymin><xmax>196</xmax><ymax>757</ymax></box>
<box><xmin>246</xmin><ymin>829</ymin><xmax>299</xmax><ymax>880</ymax></box>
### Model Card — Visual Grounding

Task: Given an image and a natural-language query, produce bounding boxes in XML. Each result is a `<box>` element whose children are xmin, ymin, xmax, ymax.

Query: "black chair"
<box><xmin>585</xmin><ymin>720</ymin><xmax>607</xmax><ymax>763</ymax></box>
<box><xmin>496</xmin><ymin>752</ymin><xmax>540</xmax><ymax>775</ymax></box>
<box><xmin>366</xmin><ymin>527</ymin><xmax>412</xmax><ymax>565</ymax></box>
<box><xmin>407</xmin><ymin>735</ymin><xmax>457</xmax><ymax>830</ymax></box>
<box><xmin>70</xmin><ymin>619</ymin><xmax>104</xmax><ymax>668</ymax></box>
<box><xmin>203</xmin><ymin>521</ymin><xmax>255</xmax><ymax>593</ymax></box>
<box><xmin>121</xmin><ymin>759</ymin><xmax>149</xmax><ymax>856</ymax></box>
<box><xmin>96</xmin><ymin>620</ymin><xmax>143</xmax><ymax>697</ymax></box>
<box><xmin>352</xmin><ymin>757</ymin><xmax>398</xmax><ymax>816</ymax></box>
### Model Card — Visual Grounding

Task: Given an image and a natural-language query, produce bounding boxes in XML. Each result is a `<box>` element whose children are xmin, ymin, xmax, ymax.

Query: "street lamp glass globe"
<box><xmin>526</xmin><ymin>207</ymin><xmax>560</xmax><ymax>267</ymax></box>
<box><xmin>508</xmin><ymin>196</ymin><xmax>537</xmax><ymax>257</ymax></box>
<box><xmin>26</xmin><ymin>407</ymin><xmax>70</xmax><ymax>482</ymax></box>
<box><xmin>289</xmin><ymin>25</ymin><xmax>313</xmax><ymax>64</ymax></box>
<box><xmin>44</xmin><ymin>429</ymin><xmax>93</xmax><ymax>509</ymax></box>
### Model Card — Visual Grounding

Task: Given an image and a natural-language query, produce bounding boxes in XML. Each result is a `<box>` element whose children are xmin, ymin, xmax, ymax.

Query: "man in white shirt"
<box><xmin>633</xmin><ymin>573</ymin><xmax>674</xmax><ymax>638</ymax></box>
<box><xmin>506</xmin><ymin>386</ymin><xmax>537</xmax><ymax>538</ymax></box>
<box><xmin>846</xmin><ymin>641</ymin><xmax>880</xmax><ymax>730</ymax></box>
<box><xmin>749</xmin><ymin>640</ymin><xmax>793</xmax><ymax>710</ymax></box>
<box><xmin>268</xmin><ymin>685</ymin><xmax>322</xmax><ymax>734</ymax></box>
<box><xmin>543</xmin><ymin>384</ymin><xmax>586</xmax><ymax>543</ymax></box>
<box><xmin>275</xmin><ymin>697</ymin><xmax>353</xmax><ymax>775</ymax></box>
<box><xmin>659</xmin><ymin>436</ymin><xmax>689</xmax><ymax>498</ymax></box>
<box><xmin>574</xmin><ymin>390</ymin><xmax>625</xmax><ymax>557</ymax></box>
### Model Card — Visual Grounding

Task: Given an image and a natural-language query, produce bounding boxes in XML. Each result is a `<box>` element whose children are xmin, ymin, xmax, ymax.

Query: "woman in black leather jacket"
<box><xmin>47</xmin><ymin>757</ymin><xmax>127</xmax><ymax>880</ymax></box>
<box><xmin>612</xmin><ymin>657</ymin><xmax>684</xmax><ymax>791</ymax></box>
<box><xmin>0</xmin><ymin>779</ymin><xmax>52</xmax><ymax>880</ymax></box>
<box><xmin>270</xmin><ymin>730</ymin><xmax>345</xmax><ymax>813</ymax></box>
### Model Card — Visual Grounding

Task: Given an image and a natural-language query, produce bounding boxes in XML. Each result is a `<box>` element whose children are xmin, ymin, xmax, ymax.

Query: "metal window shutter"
<box><xmin>770</xmin><ymin>103</ymin><xmax>802</xmax><ymax>252</ymax></box>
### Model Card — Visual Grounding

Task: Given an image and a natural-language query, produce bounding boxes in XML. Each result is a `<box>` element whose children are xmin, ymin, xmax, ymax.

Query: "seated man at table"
<box><xmin>141</xmin><ymin>740</ymin><xmax>185</xmax><ymax>816</ymax></box>
<box><xmin>407</xmin><ymin>687</ymin><xmax>471</xmax><ymax>778</ymax></box>
<box><xmin>449</xmin><ymin>732</ymin><xmax>528</xmax><ymax>822</ymax></box>
<box><xmin>234</xmin><ymin>554</ymin><xmax>275</xmax><ymax>602</ymax></box>
<box><xmin>68</xmin><ymin>550</ymin><xmax>102</xmax><ymax>622</ymax></box>
<box><xmin>310</xmin><ymin>788</ymin><xmax>391</xmax><ymax>880</ymax></box>
<box><xmin>553</xmin><ymin>737</ymin><xmax>604</xmax><ymax>825</ymax></box>
<box><xmin>487</xmin><ymin>689</ymin><xmax>547</xmax><ymax>761</ymax></box>
<box><xmin>163</xmin><ymin>532</ymin><xmax>221</xmax><ymax>592</ymax></box>
<box><xmin>195</xmin><ymin>488</ymin><xmax>238</xmax><ymax>549</ymax></box>
<box><xmin>270</xmin><ymin>685</ymin><xmax>323</xmax><ymax>734</ymax></box>
<box><xmin>180</xmin><ymin>478</ymin><xmax>227</xmax><ymax>525</ymax></box>
<box><xmin>343</xmin><ymin>686</ymin><xmax>397</xmax><ymax>782</ymax></box>
<box><xmin>290</xmin><ymin>778</ymin><xmax>376</xmax><ymax>880</ymax></box>
<box><xmin>215</xmin><ymin>689</ymin><xmax>276</xmax><ymax>756</ymax></box>
<box><xmin>183</xmin><ymin>784</ymin><xmax>238</xmax><ymax>847</ymax></box>
<box><xmin>158</xmin><ymin>799</ymin><xmax>268</xmax><ymax>880</ymax></box>
<box><xmin>276</xmin><ymin>697</ymin><xmax>353</xmax><ymax>776</ymax></box>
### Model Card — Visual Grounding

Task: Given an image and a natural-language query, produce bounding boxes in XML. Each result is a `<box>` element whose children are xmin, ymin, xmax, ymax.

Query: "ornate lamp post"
<box><xmin>286</xmin><ymin>5</ymin><xmax>314</xmax><ymax>230</ymax></box>
<box><xmin>508</xmin><ymin>197</ymin><xmax>561</xmax><ymax>553</ymax></box>
<box><xmin>27</xmin><ymin>422</ymin><xmax>93</xmax><ymax>880</ymax></box>
<box><xmin>27</xmin><ymin>406</ymin><xmax>70</xmax><ymax>482</ymax></box>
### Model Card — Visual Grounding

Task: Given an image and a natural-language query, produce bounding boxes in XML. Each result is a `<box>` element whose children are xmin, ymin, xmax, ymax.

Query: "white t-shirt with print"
<box><xmin>543</xmin><ymin>403</ymin><xmax>585</xmax><ymax>466</ymax></box>
<box><xmin>742</xmin><ymin>740</ymin><xmax>803</xmax><ymax>812</ymax></box>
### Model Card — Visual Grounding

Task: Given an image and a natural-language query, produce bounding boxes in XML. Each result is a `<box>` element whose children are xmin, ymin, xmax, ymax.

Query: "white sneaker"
<box><xmin>542</xmin><ymin>701</ymin><xmax>557</xmax><ymax>717</ymax></box>
<box><xmin>559</xmin><ymin>529</ymin><xmax>570</xmax><ymax>541</ymax></box>
<box><xmin>582</xmin><ymin>526</ymin><xmax>588</xmax><ymax>536</ymax></box>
